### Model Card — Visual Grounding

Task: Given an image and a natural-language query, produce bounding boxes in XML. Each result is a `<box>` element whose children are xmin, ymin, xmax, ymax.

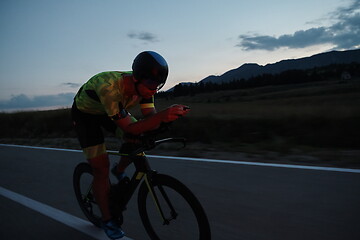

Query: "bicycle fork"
<box><xmin>143</xmin><ymin>171</ymin><xmax>178</xmax><ymax>225</ymax></box>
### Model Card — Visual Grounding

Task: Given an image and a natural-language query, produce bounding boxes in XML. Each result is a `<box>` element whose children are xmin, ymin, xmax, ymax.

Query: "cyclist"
<box><xmin>71</xmin><ymin>51</ymin><xmax>190</xmax><ymax>239</ymax></box>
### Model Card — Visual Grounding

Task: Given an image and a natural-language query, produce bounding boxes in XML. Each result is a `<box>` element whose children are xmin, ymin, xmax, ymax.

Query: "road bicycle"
<box><xmin>73</xmin><ymin>125</ymin><xmax>211</xmax><ymax>240</ymax></box>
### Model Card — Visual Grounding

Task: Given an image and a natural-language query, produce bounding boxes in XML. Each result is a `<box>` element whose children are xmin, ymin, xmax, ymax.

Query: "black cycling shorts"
<box><xmin>71</xmin><ymin>102</ymin><xmax>117</xmax><ymax>148</ymax></box>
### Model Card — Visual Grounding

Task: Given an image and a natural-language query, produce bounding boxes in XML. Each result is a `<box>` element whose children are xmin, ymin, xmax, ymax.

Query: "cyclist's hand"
<box><xmin>159</xmin><ymin>104</ymin><xmax>190</xmax><ymax>123</ymax></box>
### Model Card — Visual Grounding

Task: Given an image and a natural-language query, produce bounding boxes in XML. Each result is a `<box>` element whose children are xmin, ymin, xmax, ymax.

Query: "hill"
<box><xmin>200</xmin><ymin>49</ymin><xmax>360</xmax><ymax>84</ymax></box>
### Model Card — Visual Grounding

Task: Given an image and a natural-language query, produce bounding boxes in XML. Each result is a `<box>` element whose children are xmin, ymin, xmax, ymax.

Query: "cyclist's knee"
<box><xmin>88</xmin><ymin>153</ymin><xmax>109</xmax><ymax>179</ymax></box>
<box><xmin>83</xmin><ymin>143</ymin><xmax>107</xmax><ymax>159</ymax></box>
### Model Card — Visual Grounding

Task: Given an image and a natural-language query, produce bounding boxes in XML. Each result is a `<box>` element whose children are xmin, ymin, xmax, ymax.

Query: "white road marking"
<box><xmin>149</xmin><ymin>154</ymin><xmax>360</xmax><ymax>173</ymax></box>
<box><xmin>0</xmin><ymin>186</ymin><xmax>134</xmax><ymax>240</ymax></box>
<box><xmin>0</xmin><ymin>143</ymin><xmax>81</xmax><ymax>152</ymax></box>
<box><xmin>1</xmin><ymin>143</ymin><xmax>360</xmax><ymax>174</ymax></box>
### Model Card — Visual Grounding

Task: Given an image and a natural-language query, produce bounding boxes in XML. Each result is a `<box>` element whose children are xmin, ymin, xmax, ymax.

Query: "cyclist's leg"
<box><xmin>86</xmin><ymin>146</ymin><xmax>111</xmax><ymax>221</ymax></box>
<box><xmin>72</xmin><ymin>104</ymin><xmax>112</xmax><ymax>221</ymax></box>
<box><xmin>97</xmin><ymin>114</ymin><xmax>133</xmax><ymax>178</ymax></box>
<box><xmin>72</xmin><ymin>103</ymin><xmax>125</xmax><ymax>238</ymax></box>
<box><xmin>114</xmin><ymin>116</ymin><xmax>139</xmax><ymax>175</ymax></box>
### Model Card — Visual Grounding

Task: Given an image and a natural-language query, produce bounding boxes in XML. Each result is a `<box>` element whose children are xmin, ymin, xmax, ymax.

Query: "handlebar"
<box><xmin>154</xmin><ymin>137</ymin><xmax>186</xmax><ymax>147</ymax></box>
<box><xmin>122</xmin><ymin>123</ymin><xmax>186</xmax><ymax>156</ymax></box>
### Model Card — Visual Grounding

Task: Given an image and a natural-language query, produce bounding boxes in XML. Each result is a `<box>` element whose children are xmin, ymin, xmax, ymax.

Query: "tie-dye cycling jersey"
<box><xmin>74</xmin><ymin>71</ymin><xmax>154</xmax><ymax>117</ymax></box>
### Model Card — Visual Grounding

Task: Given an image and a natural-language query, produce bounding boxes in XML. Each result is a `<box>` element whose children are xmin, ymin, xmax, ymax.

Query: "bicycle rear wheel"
<box><xmin>73</xmin><ymin>162</ymin><xmax>102</xmax><ymax>227</ymax></box>
<box><xmin>138</xmin><ymin>174</ymin><xmax>211</xmax><ymax>240</ymax></box>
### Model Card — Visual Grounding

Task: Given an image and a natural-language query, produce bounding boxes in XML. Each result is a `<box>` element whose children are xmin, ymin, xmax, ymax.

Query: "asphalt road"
<box><xmin>0</xmin><ymin>144</ymin><xmax>360</xmax><ymax>240</ymax></box>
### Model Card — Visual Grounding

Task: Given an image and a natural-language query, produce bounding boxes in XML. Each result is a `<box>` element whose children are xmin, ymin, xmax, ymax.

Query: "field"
<box><xmin>1</xmin><ymin>79</ymin><xmax>359</xmax><ymax>167</ymax></box>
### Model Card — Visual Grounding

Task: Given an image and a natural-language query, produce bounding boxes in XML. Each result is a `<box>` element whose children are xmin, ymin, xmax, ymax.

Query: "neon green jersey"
<box><xmin>75</xmin><ymin>71</ymin><xmax>154</xmax><ymax>117</ymax></box>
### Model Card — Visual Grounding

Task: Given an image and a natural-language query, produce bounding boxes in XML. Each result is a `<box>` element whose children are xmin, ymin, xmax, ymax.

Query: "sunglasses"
<box><xmin>141</xmin><ymin>79</ymin><xmax>164</xmax><ymax>91</ymax></box>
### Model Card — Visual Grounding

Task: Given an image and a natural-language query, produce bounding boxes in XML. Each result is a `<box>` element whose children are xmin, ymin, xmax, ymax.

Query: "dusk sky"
<box><xmin>0</xmin><ymin>0</ymin><xmax>359</xmax><ymax>111</ymax></box>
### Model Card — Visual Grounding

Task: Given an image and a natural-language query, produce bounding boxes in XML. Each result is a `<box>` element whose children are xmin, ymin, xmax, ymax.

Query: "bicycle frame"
<box><xmin>108</xmin><ymin>145</ymin><xmax>180</xmax><ymax>225</ymax></box>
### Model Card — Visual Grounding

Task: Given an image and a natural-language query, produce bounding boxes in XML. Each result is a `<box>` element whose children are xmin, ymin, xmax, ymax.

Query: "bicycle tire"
<box><xmin>138</xmin><ymin>174</ymin><xmax>211</xmax><ymax>240</ymax></box>
<box><xmin>73</xmin><ymin>162</ymin><xmax>102</xmax><ymax>228</ymax></box>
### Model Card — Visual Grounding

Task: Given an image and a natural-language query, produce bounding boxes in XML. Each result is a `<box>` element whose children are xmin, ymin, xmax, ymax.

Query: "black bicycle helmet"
<box><xmin>132</xmin><ymin>51</ymin><xmax>168</xmax><ymax>90</ymax></box>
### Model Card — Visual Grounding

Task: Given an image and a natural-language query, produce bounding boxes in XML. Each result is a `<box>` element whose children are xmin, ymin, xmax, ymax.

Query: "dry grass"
<box><xmin>154</xmin><ymin>80</ymin><xmax>360</xmax><ymax>120</ymax></box>
<box><xmin>1</xmin><ymin>79</ymin><xmax>359</xmax><ymax>166</ymax></box>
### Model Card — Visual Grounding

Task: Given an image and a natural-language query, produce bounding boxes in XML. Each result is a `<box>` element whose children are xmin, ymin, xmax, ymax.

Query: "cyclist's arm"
<box><xmin>140</xmin><ymin>96</ymin><xmax>156</xmax><ymax>117</ymax></box>
<box><xmin>114</xmin><ymin>105</ymin><xmax>189</xmax><ymax>135</ymax></box>
<box><xmin>141</xmin><ymin>107</ymin><xmax>156</xmax><ymax>117</ymax></box>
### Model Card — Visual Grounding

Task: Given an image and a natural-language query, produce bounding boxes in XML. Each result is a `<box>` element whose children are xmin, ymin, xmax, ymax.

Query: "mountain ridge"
<box><xmin>199</xmin><ymin>49</ymin><xmax>360</xmax><ymax>84</ymax></box>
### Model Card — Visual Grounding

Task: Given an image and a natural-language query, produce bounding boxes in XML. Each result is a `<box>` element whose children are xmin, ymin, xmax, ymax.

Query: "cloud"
<box><xmin>236</xmin><ymin>0</ymin><xmax>360</xmax><ymax>51</ymax></box>
<box><xmin>127</xmin><ymin>31</ymin><xmax>158</xmax><ymax>42</ymax></box>
<box><xmin>61</xmin><ymin>82</ymin><xmax>81</xmax><ymax>88</ymax></box>
<box><xmin>332</xmin><ymin>0</ymin><xmax>360</xmax><ymax>19</ymax></box>
<box><xmin>0</xmin><ymin>93</ymin><xmax>75</xmax><ymax>111</ymax></box>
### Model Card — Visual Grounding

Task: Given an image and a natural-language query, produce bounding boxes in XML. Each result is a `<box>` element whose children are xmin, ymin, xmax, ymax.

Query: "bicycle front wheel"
<box><xmin>138</xmin><ymin>174</ymin><xmax>211</xmax><ymax>240</ymax></box>
<box><xmin>73</xmin><ymin>162</ymin><xmax>102</xmax><ymax>227</ymax></box>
